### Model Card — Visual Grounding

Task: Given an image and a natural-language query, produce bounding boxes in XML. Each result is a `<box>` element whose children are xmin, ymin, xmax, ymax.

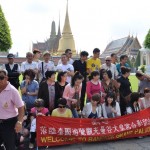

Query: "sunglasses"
<box><xmin>106</xmin><ymin>60</ymin><xmax>111</xmax><ymax>61</ymax></box>
<box><xmin>0</xmin><ymin>76</ymin><xmax>5</xmax><ymax>80</ymax></box>
<box><xmin>58</xmin><ymin>105</ymin><xmax>66</xmax><ymax>108</ymax></box>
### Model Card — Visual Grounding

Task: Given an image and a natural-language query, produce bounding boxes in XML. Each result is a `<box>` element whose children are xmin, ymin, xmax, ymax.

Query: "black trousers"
<box><xmin>80</xmin><ymin>80</ymin><xmax>86</xmax><ymax>111</ymax></box>
<box><xmin>30</xmin><ymin>132</ymin><xmax>36</xmax><ymax>143</ymax></box>
<box><xmin>0</xmin><ymin>117</ymin><xmax>17</xmax><ymax>150</ymax></box>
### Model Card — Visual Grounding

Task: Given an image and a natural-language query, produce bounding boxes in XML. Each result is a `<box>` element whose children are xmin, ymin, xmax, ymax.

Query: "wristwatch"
<box><xmin>17</xmin><ymin>121</ymin><xmax>22</xmax><ymax>125</ymax></box>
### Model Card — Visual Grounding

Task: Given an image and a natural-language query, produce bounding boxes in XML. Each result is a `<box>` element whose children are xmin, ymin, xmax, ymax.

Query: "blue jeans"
<box><xmin>66</xmin><ymin>105</ymin><xmax>79</xmax><ymax>118</ymax></box>
<box><xmin>71</xmin><ymin>108</ymin><xmax>79</xmax><ymax>118</ymax></box>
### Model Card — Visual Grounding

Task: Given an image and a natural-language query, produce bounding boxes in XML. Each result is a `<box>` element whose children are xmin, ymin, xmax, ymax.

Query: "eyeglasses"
<box><xmin>0</xmin><ymin>76</ymin><xmax>5</xmax><ymax>80</ymax></box>
<box><xmin>58</xmin><ymin>105</ymin><xmax>66</xmax><ymax>108</ymax></box>
<box><xmin>106</xmin><ymin>60</ymin><xmax>111</xmax><ymax>61</ymax></box>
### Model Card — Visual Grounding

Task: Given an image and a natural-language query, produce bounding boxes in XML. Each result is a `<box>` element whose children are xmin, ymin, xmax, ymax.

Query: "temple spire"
<box><xmin>57</xmin><ymin>0</ymin><xmax>76</xmax><ymax>55</ymax></box>
<box><xmin>57</xmin><ymin>12</ymin><xmax>61</xmax><ymax>37</ymax></box>
<box><xmin>50</xmin><ymin>20</ymin><xmax>56</xmax><ymax>38</ymax></box>
<box><xmin>62</xmin><ymin>0</ymin><xmax>72</xmax><ymax>34</ymax></box>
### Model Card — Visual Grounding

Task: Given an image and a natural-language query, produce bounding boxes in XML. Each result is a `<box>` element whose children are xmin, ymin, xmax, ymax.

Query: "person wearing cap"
<box><xmin>86</xmin><ymin>48</ymin><xmax>101</xmax><ymax>75</ymax></box>
<box><xmin>0</xmin><ymin>69</ymin><xmax>24</xmax><ymax>150</ymax></box>
<box><xmin>101</xmin><ymin>56</ymin><xmax>118</xmax><ymax>79</ymax></box>
<box><xmin>2</xmin><ymin>53</ymin><xmax>21</xmax><ymax>89</ymax></box>
<box><xmin>38</xmin><ymin>51</ymin><xmax>55</xmax><ymax>83</ymax></box>
<box><xmin>21</xmin><ymin>52</ymin><xmax>38</xmax><ymax>76</ymax></box>
<box><xmin>51</xmin><ymin>98</ymin><xmax>72</xmax><ymax>118</ymax></box>
<box><xmin>57</xmin><ymin>49</ymin><xmax>74</xmax><ymax>65</ymax></box>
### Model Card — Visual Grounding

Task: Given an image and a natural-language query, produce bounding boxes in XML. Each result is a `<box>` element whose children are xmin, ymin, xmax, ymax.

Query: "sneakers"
<box><xmin>29</xmin><ymin>143</ymin><xmax>34</xmax><ymax>149</ymax></box>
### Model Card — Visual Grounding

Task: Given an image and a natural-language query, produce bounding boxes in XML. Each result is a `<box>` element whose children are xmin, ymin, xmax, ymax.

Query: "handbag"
<box><xmin>124</xmin><ymin>93</ymin><xmax>131</xmax><ymax>104</ymax></box>
<box><xmin>71</xmin><ymin>91</ymin><xmax>80</xmax><ymax>111</ymax></box>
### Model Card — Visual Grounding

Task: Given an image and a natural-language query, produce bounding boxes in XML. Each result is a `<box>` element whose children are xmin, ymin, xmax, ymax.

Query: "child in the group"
<box><xmin>82</xmin><ymin>93</ymin><xmax>103</xmax><ymax>118</ymax></box>
<box><xmin>139</xmin><ymin>88</ymin><xmax>150</xmax><ymax>110</ymax></box>
<box><xmin>126</xmin><ymin>92</ymin><xmax>141</xmax><ymax>114</ymax></box>
<box><xmin>51</xmin><ymin>98</ymin><xmax>73</xmax><ymax>118</ymax></box>
<box><xmin>15</xmin><ymin>102</ymin><xmax>30</xmax><ymax>148</ymax></box>
<box><xmin>29</xmin><ymin>99</ymin><xmax>49</xmax><ymax>149</ymax></box>
<box><xmin>102</xmin><ymin>92</ymin><xmax>121</xmax><ymax>118</ymax></box>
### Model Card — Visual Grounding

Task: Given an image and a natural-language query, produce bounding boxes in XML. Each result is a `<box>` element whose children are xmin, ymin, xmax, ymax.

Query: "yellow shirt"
<box><xmin>51</xmin><ymin>108</ymin><xmax>72</xmax><ymax>118</ymax></box>
<box><xmin>87</xmin><ymin>58</ymin><xmax>101</xmax><ymax>72</ymax></box>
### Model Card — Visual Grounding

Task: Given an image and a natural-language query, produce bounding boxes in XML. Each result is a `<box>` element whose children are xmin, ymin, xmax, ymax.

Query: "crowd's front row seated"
<box><xmin>20</xmin><ymin>91</ymin><xmax>148</xmax><ymax>149</ymax></box>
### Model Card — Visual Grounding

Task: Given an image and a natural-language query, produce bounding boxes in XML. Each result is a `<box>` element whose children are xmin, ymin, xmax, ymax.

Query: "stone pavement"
<box><xmin>37</xmin><ymin>136</ymin><xmax>150</xmax><ymax>150</ymax></box>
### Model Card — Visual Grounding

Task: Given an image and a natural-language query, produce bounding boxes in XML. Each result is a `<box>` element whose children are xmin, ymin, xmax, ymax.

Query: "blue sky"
<box><xmin>0</xmin><ymin>0</ymin><xmax>150</xmax><ymax>56</ymax></box>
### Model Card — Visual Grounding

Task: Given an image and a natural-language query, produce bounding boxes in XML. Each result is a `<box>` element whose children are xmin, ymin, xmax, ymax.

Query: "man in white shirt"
<box><xmin>33</xmin><ymin>49</ymin><xmax>42</xmax><ymax>82</ymax></box>
<box><xmin>38</xmin><ymin>51</ymin><xmax>55</xmax><ymax>82</ymax></box>
<box><xmin>33</xmin><ymin>49</ymin><xmax>41</xmax><ymax>65</ymax></box>
<box><xmin>101</xmin><ymin>56</ymin><xmax>118</xmax><ymax>79</ymax></box>
<box><xmin>56</xmin><ymin>53</ymin><xmax>74</xmax><ymax>83</ymax></box>
<box><xmin>57</xmin><ymin>49</ymin><xmax>74</xmax><ymax>65</ymax></box>
<box><xmin>21</xmin><ymin>52</ymin><xmax>38</xmax><ymax>76</ymax></box>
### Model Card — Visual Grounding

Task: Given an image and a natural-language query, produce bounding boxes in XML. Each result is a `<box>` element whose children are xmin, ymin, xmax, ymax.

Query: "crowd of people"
<box><xmin>0</xmin><ymin>48</ymin><xmax>150</xmax><ymax>149</ymax></box>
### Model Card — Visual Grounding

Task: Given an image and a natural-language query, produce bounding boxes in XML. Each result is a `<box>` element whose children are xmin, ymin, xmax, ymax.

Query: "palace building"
<box><xmin>100</xmin><ymin>35</ymin><xmax>141</xmax><ymax>61</ymax></box>
<box><xmin>32</xmin><ymin>1</ymin><xmax>77</xmax><ymax>56</ymax></box>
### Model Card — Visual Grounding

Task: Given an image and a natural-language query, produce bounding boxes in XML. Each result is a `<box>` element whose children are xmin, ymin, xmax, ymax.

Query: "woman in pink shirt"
<box><xmin>63</xmin><ymin>72</ymin><xmax>83</xmax><ymax>118</ymax></box>
<box><xmin>86</xmin><ymin>71</ymin><xmax>105</xmax><ymax>103</ymax></box>
<box><xmin>139</xmin><ymin>88</ymin><xmax>150</xmax><ymax>110</ymax></box>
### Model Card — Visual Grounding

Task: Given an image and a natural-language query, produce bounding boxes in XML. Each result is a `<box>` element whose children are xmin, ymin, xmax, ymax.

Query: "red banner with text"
<box><xmin>37</xmin><ymin>108</ymin><xmax>150</xmax><ymax>147</ymax></box>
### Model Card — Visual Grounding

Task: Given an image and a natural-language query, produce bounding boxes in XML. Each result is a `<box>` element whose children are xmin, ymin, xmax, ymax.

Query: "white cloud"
<box><xmin>0</xmin><ymin>0</ymin><xmax>150</xmax><ymax>56</ymax></box>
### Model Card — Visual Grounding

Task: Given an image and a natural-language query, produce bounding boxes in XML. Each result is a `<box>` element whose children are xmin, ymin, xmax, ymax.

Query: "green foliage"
<box><xmin>144</xmin><ymin>29</ymin><xmax>150</xmax><ymax>49</ymax></box>
<box><xmin>134</xmin><ymin>51</ymin><xmax>140</xmax><ymax>68</ymax></box>
<box><xmin>0</xmin><ymin>5</ymin><xmax>12</xmax><ymax>52</ymax></box>
<box><xmin>129</xmin><ymin>75</ymin><xmax>138</xmax><ymax>92</ymax></box>
<box><xmin>127</xmin><ymin>59</ymin><xmax>132</xmax><ymax>67</ymax></box>
<box><xmin>139</xmin><ymin>65</ymin><xmax>146</xmax><ymax>73</ymax></box>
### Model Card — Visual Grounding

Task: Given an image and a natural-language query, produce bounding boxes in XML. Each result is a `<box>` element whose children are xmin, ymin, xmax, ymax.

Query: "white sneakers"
<box><xmin>29</xmin><ymin>143</ymin><xmax>34</xmax><ymax>149</ymax></box>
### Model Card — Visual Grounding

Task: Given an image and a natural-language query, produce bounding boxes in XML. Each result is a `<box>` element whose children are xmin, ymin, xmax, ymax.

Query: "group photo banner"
<box><xmin>37</xmin><ymin>108</ymin><xmax>150</xmax><ymax>147</ymax></box>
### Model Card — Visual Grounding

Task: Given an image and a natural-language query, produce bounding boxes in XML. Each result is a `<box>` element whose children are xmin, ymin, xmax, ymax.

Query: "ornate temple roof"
<box><xmin>32</xmin><ymin>20</ymin><xmax>61</xmax><ymax>53</ymax></box>
<box><xmin>100</xmin><ymin>35</ymin><xmax>141</xmax><ymax>59</ymax></box>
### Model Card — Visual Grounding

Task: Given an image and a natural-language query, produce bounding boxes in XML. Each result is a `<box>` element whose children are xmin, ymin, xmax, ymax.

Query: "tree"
<box><xmin>127</xmin><ymin>58</ymin><xmax>132</xmax><ymax>67</ymax></box>
<box><xmin>0</xmin><ymin>5</ymin><xmax>12</xmax><ymax>52</ymax></box>
<box><xmin>144</xmin><ymin>29</ymin><xmax>150</xmax><ymax>49</ymax></box>
<box><xmin>134</xmin><ymin>51</ymin><xmax>140</xmax><ymax>69</ymax></box>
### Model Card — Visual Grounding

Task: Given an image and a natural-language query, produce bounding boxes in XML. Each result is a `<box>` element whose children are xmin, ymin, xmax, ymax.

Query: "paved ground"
<box><xmin>24</xmin><ymin>136</ymin><xmax>150</xmax><ymax>150</ymax></box>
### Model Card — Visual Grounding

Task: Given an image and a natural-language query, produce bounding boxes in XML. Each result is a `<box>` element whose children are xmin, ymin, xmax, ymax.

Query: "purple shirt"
<box><xmin>0</xmin><ymin>82</ymin><xmax>24</xmax><ymax>119</ymax></box>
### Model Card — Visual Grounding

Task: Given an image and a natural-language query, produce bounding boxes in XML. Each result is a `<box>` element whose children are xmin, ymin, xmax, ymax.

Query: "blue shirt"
<box><xmin>20</xmin><ymin>80</ymin><xmax>39</xmax><ymax>110</ymax></box>
<box><xmin>116</xmin><ymin>63</ymin><xmax>130</xmax><ymax>76</ymax></box>
<box><xmin>88</xmin><ymin>112</ymin><xmax>98</xmax><ymax>119</ymax></box>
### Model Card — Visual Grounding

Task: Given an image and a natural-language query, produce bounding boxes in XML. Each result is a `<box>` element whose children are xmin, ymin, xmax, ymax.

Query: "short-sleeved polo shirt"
<box><xmin>0</xmin><ymin>82</ymin><xmax>24</xmax><ymax>119</ymax></box>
